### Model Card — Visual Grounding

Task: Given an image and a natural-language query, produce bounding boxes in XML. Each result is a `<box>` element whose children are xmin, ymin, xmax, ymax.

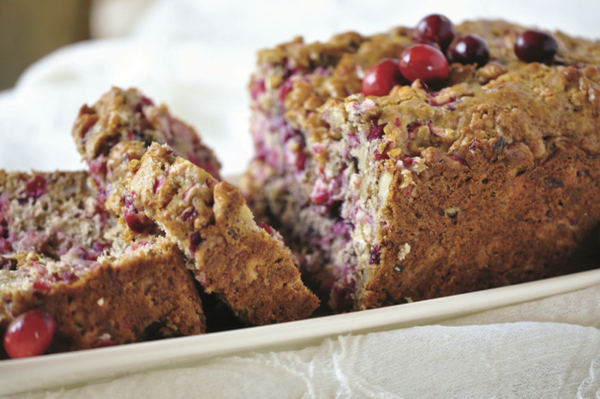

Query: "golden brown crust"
<box><xmin>127</xmin><ymin>143</ymin><xmax>319</xmax><ymax>325</ymax></box>
<box><xmin>0</xmin><ymin>238</ymin><xmax>205</xmax><ymax>353</ymax></box>
<box><xmin>360</xmin><ymin>144</ymin><xmax>600</xmax><ymax>308</ymax></box>
<box><xmin>255</xmin><ymin>21</ymin><xmax>600</xmax><ymax>164</ymax></box>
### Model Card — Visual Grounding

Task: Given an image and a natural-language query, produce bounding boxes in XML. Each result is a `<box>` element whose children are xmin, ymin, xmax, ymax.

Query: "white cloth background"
<box><xmin>2</xmin><ymin>0</ymin><xmax>600</xmax><ymax>397</ymax></box>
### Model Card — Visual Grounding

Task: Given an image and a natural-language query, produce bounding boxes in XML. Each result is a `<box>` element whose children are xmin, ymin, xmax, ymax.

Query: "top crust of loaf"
<box><xmin>252</xmin><ymin>20</ymin><xmax>600</xmax><ymax>167</ymax></box>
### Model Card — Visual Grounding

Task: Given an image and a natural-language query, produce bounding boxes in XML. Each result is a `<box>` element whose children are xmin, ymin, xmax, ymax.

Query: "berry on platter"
<box><xmin>4</xmin><ymin>309</ymin><xmax>56</xmax><ymax>359</ymax></box>
<box><xmin>362</xmin><ymin>58</ymin><xmax>405</xmax><ymax>96</ymax></box>
<box><xmin>448</xmin><ymin>34</ymin><xmax>490</xmax><ymax>67</ymax></box>
<box><xmin>399</xmin><ymin>44</ymin><xmax>450</xmax><ymax>84</ymax></box>
<box><xmin>514</xmin><ymin>29</ymin><xmax>558</xmax><ymax>63</ymax></box>
<box><xmin>413</xmin><ymin>14</ymin><xmax>456</xmax><ymax>51</ymax></box>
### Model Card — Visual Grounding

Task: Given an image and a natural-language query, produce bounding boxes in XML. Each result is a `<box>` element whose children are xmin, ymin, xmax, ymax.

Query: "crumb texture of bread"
<box><xmin>126</xmin><ymin>143</ymin><xmax>319</xmax><ymax>325</ymax></box>
<box><xmin>242</xmin><ymin>19</ymin><xmax>600</xmax><ymax>312</ymax></box>
<box><xmin>71</xmin><ymin>86</ymin><xmax>221</xmax><ymax>215</ymax></box>
<box><xmin>0</xmin><ymin>170</ymin><xmax>118</xmax><ymax>261</ymax></box>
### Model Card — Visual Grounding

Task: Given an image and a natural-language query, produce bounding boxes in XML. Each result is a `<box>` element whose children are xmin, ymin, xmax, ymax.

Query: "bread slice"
<box><xmin>0</xmin><ymin>170</ymin><xmax>205</xmax><ymax>355</ymax></box>
<box><xmin>125</xmin><ymin>143</ymin><xmax>319</xmax><ymax>325</ymax></box>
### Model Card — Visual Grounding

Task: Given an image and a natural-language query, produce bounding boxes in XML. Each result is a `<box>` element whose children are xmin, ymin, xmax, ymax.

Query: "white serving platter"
<box><xmin>2</xmin><ymin>268</ymin><xmax>600</xmax><ymax>396</ymax></box>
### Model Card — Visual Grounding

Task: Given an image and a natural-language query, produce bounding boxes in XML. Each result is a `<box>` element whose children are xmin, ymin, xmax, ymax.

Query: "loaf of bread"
<box><xmin>242</xmin><ymin>19</ymin><xmax>600</xmax><ymax>311</ymax></box>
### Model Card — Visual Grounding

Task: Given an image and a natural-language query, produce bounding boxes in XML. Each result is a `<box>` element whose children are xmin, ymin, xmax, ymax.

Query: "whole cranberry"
<box><xmin>4</xmin><ymin>309</ymin><xmax>56</xmax><ymax>358</ymax></box>
<box><xmin>399</xmin><ymin>44</ymin><xmax>450</xmax><ymax>84</ymax></box>
<box><xmin>514</xmin><ymin>30</ymin><xmax>558</xmax><ymax>63</ymax></box>
<box><xmin>413</xmin><ymin>14</ymin><xmax>456</xmax><ymax>51</ymax></box>
<box><xmin>362</xmin><ymin>58</ymin><xmax>405</xmax><ymax>96</ymax></box>
<box><xmin>448</xmin><ymin>34</ymin><xmax>490</xmax><ymax>67</ymax></box>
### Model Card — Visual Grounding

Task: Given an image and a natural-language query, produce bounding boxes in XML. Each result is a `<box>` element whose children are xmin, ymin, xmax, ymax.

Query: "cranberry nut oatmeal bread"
<box><xmin>0</xmin><ymin>171</ymin><xmax>205</xmax><ymax>358</ymax></box>
<box><xmin>71</xmin><ymin>87</ymin><xmax>222</xmax><ymax>216</ymax></box>
<box><xmin>125</xmin><ymin>143</ymin><xmax>319</xmax><ymax>325</ymax></box>
<box><xmin>242</xmin><ymin>16</ymin><xmax>600</xmax><ymax>312</ymax></box>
